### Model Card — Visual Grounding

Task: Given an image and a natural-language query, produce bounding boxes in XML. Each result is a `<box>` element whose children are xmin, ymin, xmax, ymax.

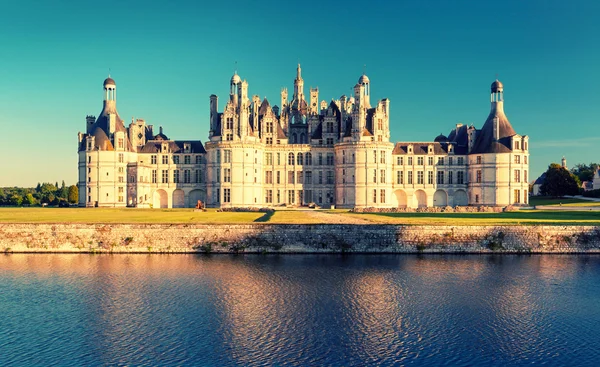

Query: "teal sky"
<box><xmin>1</xmin><ymin>0</ymin><xmax>598</xmax><ymax>186</ymax></box>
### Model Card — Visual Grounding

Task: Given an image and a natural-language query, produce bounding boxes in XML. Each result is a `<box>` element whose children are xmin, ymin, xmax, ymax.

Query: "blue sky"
<box><xmin>1</xmin><ymin>0</ymin><xmax>598</xmax><ymax>186</ymax></box>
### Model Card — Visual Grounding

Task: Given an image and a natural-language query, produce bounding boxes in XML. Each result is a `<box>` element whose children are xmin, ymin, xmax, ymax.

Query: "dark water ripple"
<box><xmin>1</xmin><ymin>254</ymin><xmax>600</xmax><ymax>366</ymax></box>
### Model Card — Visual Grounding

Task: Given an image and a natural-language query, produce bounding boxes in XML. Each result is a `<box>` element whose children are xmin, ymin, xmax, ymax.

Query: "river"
<box><xmin>0</xmin><ymin>254</ymin><xmax>599</xmax><ymax>366</ymax></box>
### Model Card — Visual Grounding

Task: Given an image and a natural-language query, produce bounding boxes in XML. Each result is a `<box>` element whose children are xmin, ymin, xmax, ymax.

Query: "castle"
<box><xmin>77</xmin><ymin>66</ymin><xmax>529</xmax><ymax>208</ymax></box>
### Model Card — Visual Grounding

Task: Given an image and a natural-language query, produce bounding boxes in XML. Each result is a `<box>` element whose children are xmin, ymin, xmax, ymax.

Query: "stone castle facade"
<box><xmin>77</xmin><ymin>66</ymin><xmax>529</xmax><ymax>208</ymax></box>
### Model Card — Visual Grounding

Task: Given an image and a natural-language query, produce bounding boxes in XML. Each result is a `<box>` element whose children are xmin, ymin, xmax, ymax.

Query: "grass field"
<box><xmin>529</xmin><ymin>196</ymin><xmax>600</xmax><ymax>207</ymax></box>
<box><xmin>1</xmin><ymin>207</ymin><xmax>600</xmax><ymax>225</ymax></box>
<box><xmin>0</xmin><ymin>208</ymin><xmax>263</xmax><ymax>224</ymax></box>
<box><xmin>339</xmin><ymin>210</ymin><xmax>600</xmax><ymax>226</ymax></box>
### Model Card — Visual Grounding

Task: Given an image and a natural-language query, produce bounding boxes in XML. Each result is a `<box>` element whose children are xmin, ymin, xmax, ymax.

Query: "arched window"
<box><xmin>297</xmin><ymin>153</ymin><xmax>303</xmax><ymax>165</ymax></box>
<box><xmin>305</xmin><ymin>152</ymin><xmax>312</xmax><ymax>165</ymax></box>
<box><xmin>288</xmin><ymin>152</ymin><xmax>295</xmax><ymax>165</ymax></box>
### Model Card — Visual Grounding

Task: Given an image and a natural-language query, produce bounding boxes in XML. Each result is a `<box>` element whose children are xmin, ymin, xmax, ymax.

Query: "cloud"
<box><xmin>535</xmin><ymin>136</ymin><xmax>600</xmax><ymax>148</ymax></box>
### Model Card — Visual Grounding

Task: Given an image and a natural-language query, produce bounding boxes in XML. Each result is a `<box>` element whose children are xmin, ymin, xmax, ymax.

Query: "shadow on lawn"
<box><xmin>254</xmin><ymin>211</ymin><xmax>275</xmax><ymax>222</ymax></box>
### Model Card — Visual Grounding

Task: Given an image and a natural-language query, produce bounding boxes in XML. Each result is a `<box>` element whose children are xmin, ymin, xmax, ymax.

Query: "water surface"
<box><xmin>0</xmin><ymin>254</ymin><xmax>599</xmax><ymax>366</ymax></box>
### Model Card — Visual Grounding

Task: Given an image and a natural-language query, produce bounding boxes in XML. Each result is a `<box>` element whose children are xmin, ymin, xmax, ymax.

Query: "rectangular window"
<box><xmin>276</xmin><ymin>171</ymin><xmax>281</xmax><ymax>184</ymax></box>
<box><xmin>266</xmin><ymin>189</ymin><xmax>273</xmax><ymax>203</ymax></box>
<box><xmin>524</xmin><ymin>170</ymin><xmax>528</xmax><ymax>183</ymax></box>
<box><xmin>515</xmin><ymin>141</ymin><xmax>520</xmax><ymax>150</ymax></box>
<box><xmin>417</xmin><ymin>171</ymin><xmax>424</xmax><ymax>184</ymax></box>
<box><xmin>288</xmin><ymin>190</ymin><xmax>295</xmax><ymax>204</ymax></box>
<box><xmin>373</xmin><ymin>169</ymin><xmax>377</xmax><ymax>183</ymax></box>
<box><xmin>373</xmin><ymin>189</ymin><xmax>377</xmax><ymax>203</ymax></box>
<box><xmin>266</xmin><ymin>137</ymin><xmax>273</xmax><ymax>145</ymax></box>
<box><xmin>428</xmin><ymin>171</ymin><xmax>433</xmax><ymax>185</ymax></box>
<box><xmin>438</xmin><ymin>157</ymin><xmax>444</xmax><ymax>165</ymax></box>
<box><xmin>162</xmin><ymin>155</ymin><xmax>169</xmax><ymax>164</ymax></box>
<box><xmin>266</xmin><ymin>153</ymin><xmax>273</xmax><ymax>165</ymax></box>
<box><xmin>417</xmin><ymin>157</ymin><xmax>424</xmax><ymax>165</ymax></box>
<box><xmin>118</xmin><ymin>195</ymin><xmax>123</xmax><ymax>202</ymax></box>
<box><xmin>448</xmin><ymin>171</ymin><xmax>453</xmax><ymax>184</ymax></box>
<box><xmin>514</xmin><ymin>169</ymin><xmax>520</xmax><ymax>183</ymax></box>
<box><xmin>457</xmin><ymin>157</ymin><xmax>464</xmax><ymax>165</ymax></box>
<box><xmin>173</xmin><ymin>155</ymin><xmax>180</xmax><ymax>164</ymax></box>
<box><xmin>515</xmin><ymin>155</ymin><xmax>521</xmax><ymax>164</ymax></box>
<box><xmin>297</xmin><ymin>171</ymin><xmax>303</xmax><ymax>184</ymax></box>
<box><xmin>224</xmin><ymin>150</ymin><xmax>231</xmax><ymax>163</ymax></box>
<box><xmin>380</xmin><ymin>169</ymin><xmax>386</xmax><ymax>183</ymax></box>
<box><xmin>524</xmin><ymin>156</ymin><xmax>528</xmax><ymax>164</ymax></box>
<box><xmin>408</xmin><ymin>171</ymin><xmax>413</xmax><ymax>184</ymax></box>
<box><xmin>326</xmin><ymin>153</ymin><xmax>334</xmax><ymax>165</ymax></box>
<box><xmin>437</xmin><ymin>171</ymin><xmax>444</xmax><ymax>184</ymax></box>
<box><xmin>397</xmin><ymin>171</ymin><xmax>403</xmax><ymax>184</ymax></box>
<box><xmin>151</xmin><ymin>155</ymin><xmax>157</xmax><ymax>164</ymax></box>
<box><xmin>184</xmin><ymin>170</ymin><xmax>191</xmax><ymax>183</ymax></box>
<box><xmin>224</xmin><ymin>168</ymin><xmax>231</xmax><ymax>183</ymax></box>
<box><xmin>476</xmin><ymin>156</ymin><xmax>482</xmax><ymax>164</ymax></box>
<box><xmin>305</xmin><ymin>171</ymin><xmax>312</xmax><ymax>184</ymax></box>
<box><xmin>476</xmin><ymin>170</ymin><xmax>482</xmax><ymax>183</ymax></box>
<box><xmin>162</xmin><ymin>170</ymin><xmax>168</xmax><ymax>183</ymax></box>
<box><xmin>449</xmin><ymin>157</ymin><xmax>453</xmax><ymax>166</ymax></box>
<box><xmin>184</xmin><ymin>155</ymin><xmax>191</xmax><ymax>164</ymax></box>
<box><xmin>397</xmin><ymin>156</ymin><xmax>403</xmax><ymax>165</ymax></box>
<box><xmin>408</xmin><ymin>157</ymin><xmax>413</xmax><ymax>166</ymax></box>
<box><xmin>223</xmin><ymin>188</ymin><xmax>231</xmax><ymax>203</ymax></box>
<box><xmin>288</xmin><ymin>171</ymin><xmax>295</xmax><ymax>184</ymax></box>
<box><xmin>380</xmin><ymin>151</ymin><xmax>386</xmax><ymax>164</ymax></box>
<box><xmin>265</xmin><ymin>171</ymin><xmax>273</xmax><ymax>184</ymax></box>
<box><xmin>195</xmin><ymin>170</ymin><xmax>202</xmax><ymax>183</ymax></box>
<box><xmin>318</xmin><ymin>153</ymin><xmax>323</xmax><ymax>165</ymax></box>
<box><xmin>196</xmin><ymin>155</ymin><xmax>202</xmax><ymax>164</ymax></box>
<box><xmin>173</xmin><ymin>170</ymin><xmax>180</xmax><ymax>183</ymax></box>
<box><xmin>327</xmin><ymin>171</ymin><xmax>334</xmax><ymax>184</ymax></box>
<box><xmin>152</xmin><ymin>170</ymin><xmax>157</xmax><ymax>183</ymax></box>
<box><xmin>326</xmin><ymin>138</ymin><xmax>334</xmax><ymax>146</ymax></box>
<box><xmin>475</xmin><ymin>194</ymin><xmax>479</xmax><ymax>203</ymax></box>
<box><xmin>119</xmin><ymin>153</ymin><xmax>124</xmax><ymax>163</ymax></box>
<box><xmin>318</xmin><ymin>171</ymin><xmax>323</xmax><ymax>184</ymax></box>
<box><xmin>428</xmin><ymin>157</ymin><xmax>434</xmax><ymax>166</ymax></box>
<box><xmin>118</xmin><ymin>167</ymin><xmax>124</xmax><ymax>173</ymax></box>
<box><xmin>118</xmin><ymin>187</ymin><xmax>124</xmax><ymax>193</ymax></box>
<box><xmin>374</xmin><ymin>150</ymin><xmax>377</xmax><ymax>164</ymax></box>
<box><xmin>216</xmin><ymin>168</ymin><xmax>220</xmax><ymax>182</ymax></box>
<box><xmin>514</xmin><ymin>189</ymin><xmax>521</xmax><ymax>203</ymax></box>
<box><xmin>457</xmin><ymin>171</ymin><xmax>464</xmax><ymax>184</ymax></box>
<box><xmin>380</xmin><ymin>189</ymin><xmax>386</xmax><ymax>204</ymax></box>
<box><xmin>277</xmin><ymin>153</ymin><xmax>281</xmax><ymax>165</ymax></box>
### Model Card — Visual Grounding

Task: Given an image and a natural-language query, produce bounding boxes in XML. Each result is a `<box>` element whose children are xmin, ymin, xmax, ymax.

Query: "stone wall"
<box><xmin>1</xmin><ymin>224</ymin><xmax>599</xmax><ymax>254</ymax></box>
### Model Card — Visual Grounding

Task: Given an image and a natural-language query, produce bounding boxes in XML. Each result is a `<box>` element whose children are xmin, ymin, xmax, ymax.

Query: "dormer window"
<box><xmin>408</xmin><ymin>145</ymin><xmax>413</xmax><ymax>154</ymax></box>
<box><xmin>428</xmin><ymin>145</ymin><xmax>433</xmax><ymax>154</ymax></box>
<box><xmin>515</xmin><ymin>141</ymin><xmax>520</xmax><ymax>150</ymax></box>
<box><xmin>448</xmin><ymin>144</ymin><xmax>453</xmax><ymax>153</ymax></box>
<box><xmin>184</xmin><ymin>143</ymin><xmax>191</xmax><ymax>153</ymax></box>
<box><xmin>162</xmin><ymin>143</ymin><xmax>168</xmax><ymax>153</ymax></box>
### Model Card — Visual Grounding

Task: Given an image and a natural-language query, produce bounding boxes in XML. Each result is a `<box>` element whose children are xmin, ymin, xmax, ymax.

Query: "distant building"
<box><xmin>532</xmin><ymin>173</ymin><xmax>546</xmax><ymax>196</ymax></box>
<box><xmin>77</xmin><ymin>69</ymin><xmax>530</xmax><ymax>208</ymax></box>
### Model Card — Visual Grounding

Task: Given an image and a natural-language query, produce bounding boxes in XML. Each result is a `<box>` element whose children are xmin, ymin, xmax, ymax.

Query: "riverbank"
<box><xmin>2</xmin><ymin>223</ymin><xmax>600</xmax><ymax>254</ymax></box>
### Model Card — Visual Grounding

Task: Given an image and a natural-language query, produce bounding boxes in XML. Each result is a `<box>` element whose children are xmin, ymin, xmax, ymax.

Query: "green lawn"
<box><xmin>529</xmin><ymin>196</ymin><xmax>600</xmax><ymax>206</ymax></box>
<box><xmin>339</xmin><ymin>210</ymin><xmax>600</xmax><ymax>226</ymax></box>
<box><xmin>0</xmin><ymin>208</ymin><xmax>263</xmax><ymax>224</ymax></box>
<box><xmin>2</xmin><ymin>207</ymin><xmax>600</xmax><ymax>226</ymax></box>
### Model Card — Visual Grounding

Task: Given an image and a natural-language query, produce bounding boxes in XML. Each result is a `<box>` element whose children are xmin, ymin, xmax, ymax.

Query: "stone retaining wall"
<box><xmin>1</xmin><ymin>224</ymin><xmax>600</xmax><ymax>254</ymax></box>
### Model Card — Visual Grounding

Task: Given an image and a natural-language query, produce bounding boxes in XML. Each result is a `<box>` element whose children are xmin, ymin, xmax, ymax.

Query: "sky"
<box><xmin>1</xmin><ymin>0</ymin><xmax>599</xmax><ymax>187</ymax></box>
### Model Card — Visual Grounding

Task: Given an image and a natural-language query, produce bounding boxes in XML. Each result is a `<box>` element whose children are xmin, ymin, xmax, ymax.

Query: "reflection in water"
<box><xmin>0</xmin><ymin>254</ymin><xmax>600</xmax><ymax>366</ymax></box>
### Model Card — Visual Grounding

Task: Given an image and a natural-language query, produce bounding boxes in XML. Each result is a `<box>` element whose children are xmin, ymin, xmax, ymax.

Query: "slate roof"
<box><xmin>139</xmin><ymin>140</ymin><xmax>206</xmax><ymax>154</ymax></box>
<box><xmin>392</xmin><ymin>142</ymin><xmax>467</xmax><ymax>155</ymax></box>
<box><xmin>470</xmin><ymin>108</ymin><xmax>516</xmax><ymax>154</ymax></box>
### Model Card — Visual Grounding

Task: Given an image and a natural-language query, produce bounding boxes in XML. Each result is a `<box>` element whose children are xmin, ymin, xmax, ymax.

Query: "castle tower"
<box><xmin>468</xmin><ymin>79</ymin><xmax>529</xmax><ymax>206</ymax></box>
<box><xmin>562</xmin><ymin>156</ymin><xmax>567</xmax><ymax>169</ymax></box>
<box><xmin>310</xmin><ymin>87</ymin><xmax>319</xmax><ymax>115</ymax></box>
<box><xmin>103</xmin><ymin>77</ymin><xmax>118</xmax><ymax>134</ymax></box>
<box><xmin>294</xmin><ymin>63</ymin><xmax>304</xmax><ymax>100</ymax></box>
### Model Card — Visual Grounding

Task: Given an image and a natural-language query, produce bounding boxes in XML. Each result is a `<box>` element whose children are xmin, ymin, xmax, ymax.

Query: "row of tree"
<box><xmin>0</xmin><ymin>181</ymin><xmax>78</xmax><ymax>207</ymax></box>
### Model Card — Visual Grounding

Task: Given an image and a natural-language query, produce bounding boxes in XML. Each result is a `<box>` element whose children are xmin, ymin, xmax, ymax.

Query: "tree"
<box><xmin>68</xmin><ymin>185</ymin><xmax>78</xmax><ymax>204</ymax></box>
<box><xmin>24</xmin><ymin>193</ymin><xmax>36</xmax><ymax>206</ymax></box>
<box><xmin>47</xmin><ymin>193</ymin><xmax>55</xmax><ymax>205</ymax></box>
<box><xmin>571</xmin><ymin>163</ymin><xmax>599</xmax><ymax>183</ymax></box>
<box><xmin>540</xmin><ymin>163</ymin><xmax>580</xmax><ymax>197</ymax></box>
<box><xmin>9</xmin><ymin>194</ymin><xmax>23</xmax><ymax>207</ymax></box>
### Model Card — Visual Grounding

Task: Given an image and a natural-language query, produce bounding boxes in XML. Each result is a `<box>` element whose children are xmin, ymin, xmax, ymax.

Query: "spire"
<box><xmin>296</xmin><ymin>62</ymin><xmax>302</xmax><ymax>81</ymax></box>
